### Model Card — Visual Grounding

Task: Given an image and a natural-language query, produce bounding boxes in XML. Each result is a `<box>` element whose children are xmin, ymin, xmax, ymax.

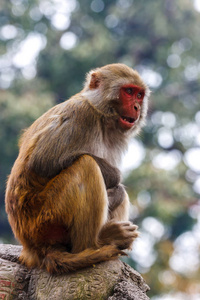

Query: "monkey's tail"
<box><xmin>42</xmin><ymin>245</ymin><xmax>126</xmax><ymax>274</ymax></box>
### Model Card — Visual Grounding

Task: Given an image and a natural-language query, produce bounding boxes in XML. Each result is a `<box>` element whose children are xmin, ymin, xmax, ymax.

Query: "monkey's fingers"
<box><xmin>117</xmin><ymin>221</ymin><xmax>138</xmax><ymax>231</ymax></box>
<box><xmin>116</xmin><ymin>221</ymin><xmax>136</xmax><ymax>226</ymax></box>
<box><xmin>120</xmin><ymin>224</ymin><xmax>139</xmax><ymax>248</ymax></box>
<box><xmin>128</xmin><ymin>230</ymin><xmax>140</xmax><ymax>238</ymax></box>
<box><xmin>126</xmin><ymin>224</ymin><xmax>139</xmax><ymax>232</ymax></box>
<box><xmin>124</xmin><ymin>228</ymin><xmax>139</xmax><ymax>237</ymax></box>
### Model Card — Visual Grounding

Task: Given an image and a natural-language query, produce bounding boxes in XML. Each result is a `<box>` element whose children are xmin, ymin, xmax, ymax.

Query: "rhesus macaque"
<box><xmin>5</xmin><ymin>63</ymin><xmax>150</xmax><ymax>274</ymax></box>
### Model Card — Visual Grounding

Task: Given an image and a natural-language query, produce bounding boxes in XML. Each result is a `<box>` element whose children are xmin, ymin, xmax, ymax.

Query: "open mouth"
<box><xmin>119</xmin><ymin>116</ymin><xmax>136</xmax><ymax>129</ymax></box>
<box><xmin>121</xmin><ymin>116</ymin><xmax>135</xmax><ymax>124</ymax></box>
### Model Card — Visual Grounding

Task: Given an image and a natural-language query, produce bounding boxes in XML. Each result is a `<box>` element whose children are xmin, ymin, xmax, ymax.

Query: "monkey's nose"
<box><xmin>134</xmin><ymin>102</ymin><xmax>140</xmax><ymax>111</ymax></box>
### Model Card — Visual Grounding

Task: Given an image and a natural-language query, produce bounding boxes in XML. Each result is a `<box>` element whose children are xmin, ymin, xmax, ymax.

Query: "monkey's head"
<box><xmin>83</xmin><ymin>63</ymin><xmax>150</xmax><ymax>135</ymax></box>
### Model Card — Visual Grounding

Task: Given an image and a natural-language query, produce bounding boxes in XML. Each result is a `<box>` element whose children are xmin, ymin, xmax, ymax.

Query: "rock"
<box><xmin>0</xmin><ymin>244</ymin><xmax>150</xmax><ymax>299</ymax></box>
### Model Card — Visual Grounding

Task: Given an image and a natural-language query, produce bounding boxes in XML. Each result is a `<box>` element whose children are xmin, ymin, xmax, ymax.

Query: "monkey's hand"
<box><xmin>99</xmin><ymin>221</ymin><xmax>139</xmax><ymax>250</ymax></box>
<box><xmin>107</xmin><ymin>184</ymin><xmax>126</xmax><ymax>211</ymax></box>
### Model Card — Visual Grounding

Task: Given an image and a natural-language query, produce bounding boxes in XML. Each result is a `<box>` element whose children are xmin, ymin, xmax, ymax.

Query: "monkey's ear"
<box><xmin>89</xmin><ymin>72</ymin><xmax>101</xmax><ymax>89</ymax></box>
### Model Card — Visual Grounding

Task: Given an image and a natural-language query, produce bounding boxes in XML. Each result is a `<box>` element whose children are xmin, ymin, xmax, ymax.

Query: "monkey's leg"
<box><xmin>64</xmin><ymin>156</ymin><xmax>137</xmax><ymax>252</ymax></box>
<box><xmin>20</xmin><ymin>155</ymin><xmax>126</xmax><ymax>273</ymax></box>
<box><xmin>59</xmin><ymin>157</ymin><xmax>137</xmax><ymax>252</ymax></box>
<box><xmin>66</xmin><ymin>155</ymin><xmax>109</xmax><ymax>253</ymax></box>
<box><xmin>20</xmin><ymin>155</ymin><xmax>137</xmax><ymax>273</ymax></box>
<box><xmin>35</xmin><ymin>155</ymin><xmax>109</xmax><ymax>252</ymax></box>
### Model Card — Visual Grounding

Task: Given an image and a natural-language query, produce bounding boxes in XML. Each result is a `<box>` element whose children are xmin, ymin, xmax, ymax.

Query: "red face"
<box><xmin>118</xmin><ymin>84</ymin><xmax>145</xmax><ymax>130</ymax></box>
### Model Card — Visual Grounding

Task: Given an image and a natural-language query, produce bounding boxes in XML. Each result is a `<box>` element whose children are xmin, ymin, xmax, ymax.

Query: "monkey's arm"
<box><xmin>107</xmin><ymin>184</ymin><xmax>126</xmax><ymax>211</ymax></box>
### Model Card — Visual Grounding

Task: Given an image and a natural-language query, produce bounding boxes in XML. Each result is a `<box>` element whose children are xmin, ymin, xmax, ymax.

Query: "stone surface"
<box><xmin>0</xmin><ymin>244</ymin><xmax>150</xmax><ymax>299</ymax></box>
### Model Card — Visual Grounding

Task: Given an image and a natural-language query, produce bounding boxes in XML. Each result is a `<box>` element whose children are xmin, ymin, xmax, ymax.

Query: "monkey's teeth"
<box><xmin>122</xmin><ymin>116</ymin><xmax>135</xmax><ymax>123</ymax></box>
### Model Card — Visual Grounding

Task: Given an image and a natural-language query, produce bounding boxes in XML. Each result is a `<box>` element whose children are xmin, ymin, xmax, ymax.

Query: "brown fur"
<box><xmin>5</xmin><ymin>63</ymin><xmax>149</xmax><ymax>274</ymax></box>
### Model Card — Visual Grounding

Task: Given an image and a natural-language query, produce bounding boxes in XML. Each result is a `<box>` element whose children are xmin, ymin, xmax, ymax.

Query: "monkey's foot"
<box><xmin>99</xmin><ymin>221</ymin><xmax>139</xmax><ymax>250</ymax></box>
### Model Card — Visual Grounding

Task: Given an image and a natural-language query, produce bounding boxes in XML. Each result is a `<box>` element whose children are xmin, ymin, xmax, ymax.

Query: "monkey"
<box><xmin>5</xmin><ymin>63</ymin><xmax>150</xmax><ymax>274</ymax></box>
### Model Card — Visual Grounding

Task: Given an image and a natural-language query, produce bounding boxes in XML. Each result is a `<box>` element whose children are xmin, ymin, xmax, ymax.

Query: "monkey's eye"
<box><xmin>137</xmin><ymin>92</ymin><xmax>143</xmax><ymax>99</ymax></box>
<box><xmin>125</xmin><ymin>88</ymin><xmax>134</xmax><ymax>95</ymax></box>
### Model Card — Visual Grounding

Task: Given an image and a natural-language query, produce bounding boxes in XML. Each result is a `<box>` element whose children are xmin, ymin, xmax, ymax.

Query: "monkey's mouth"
<box><xmin>119</xmin><ymin>116</ymin><xmax>136</xmax><ymax>129</ymax></box>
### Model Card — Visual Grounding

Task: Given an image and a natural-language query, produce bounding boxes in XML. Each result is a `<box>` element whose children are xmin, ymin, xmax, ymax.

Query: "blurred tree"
<box><xmin>0</xmin><ymin>0</ymin><xmax>200</xmax><ymax>297</ymax></box>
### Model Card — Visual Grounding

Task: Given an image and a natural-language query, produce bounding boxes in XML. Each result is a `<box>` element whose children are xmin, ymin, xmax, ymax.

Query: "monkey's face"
<box><xmin>84</xmin><ymin>63</ymin><xmax>149</xmax><ymax>133</ymax></box>
<box><xmin>116</xmin><ymin>84</ymin><xmax>145</xmax><ymax>130</ymax></box>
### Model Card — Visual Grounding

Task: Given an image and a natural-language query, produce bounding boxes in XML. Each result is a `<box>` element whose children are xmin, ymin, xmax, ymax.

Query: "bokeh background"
<box><xmin>0</xmin><ymin>0</ymin><xmax>200</xmax><ymax>298</ymax></box>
